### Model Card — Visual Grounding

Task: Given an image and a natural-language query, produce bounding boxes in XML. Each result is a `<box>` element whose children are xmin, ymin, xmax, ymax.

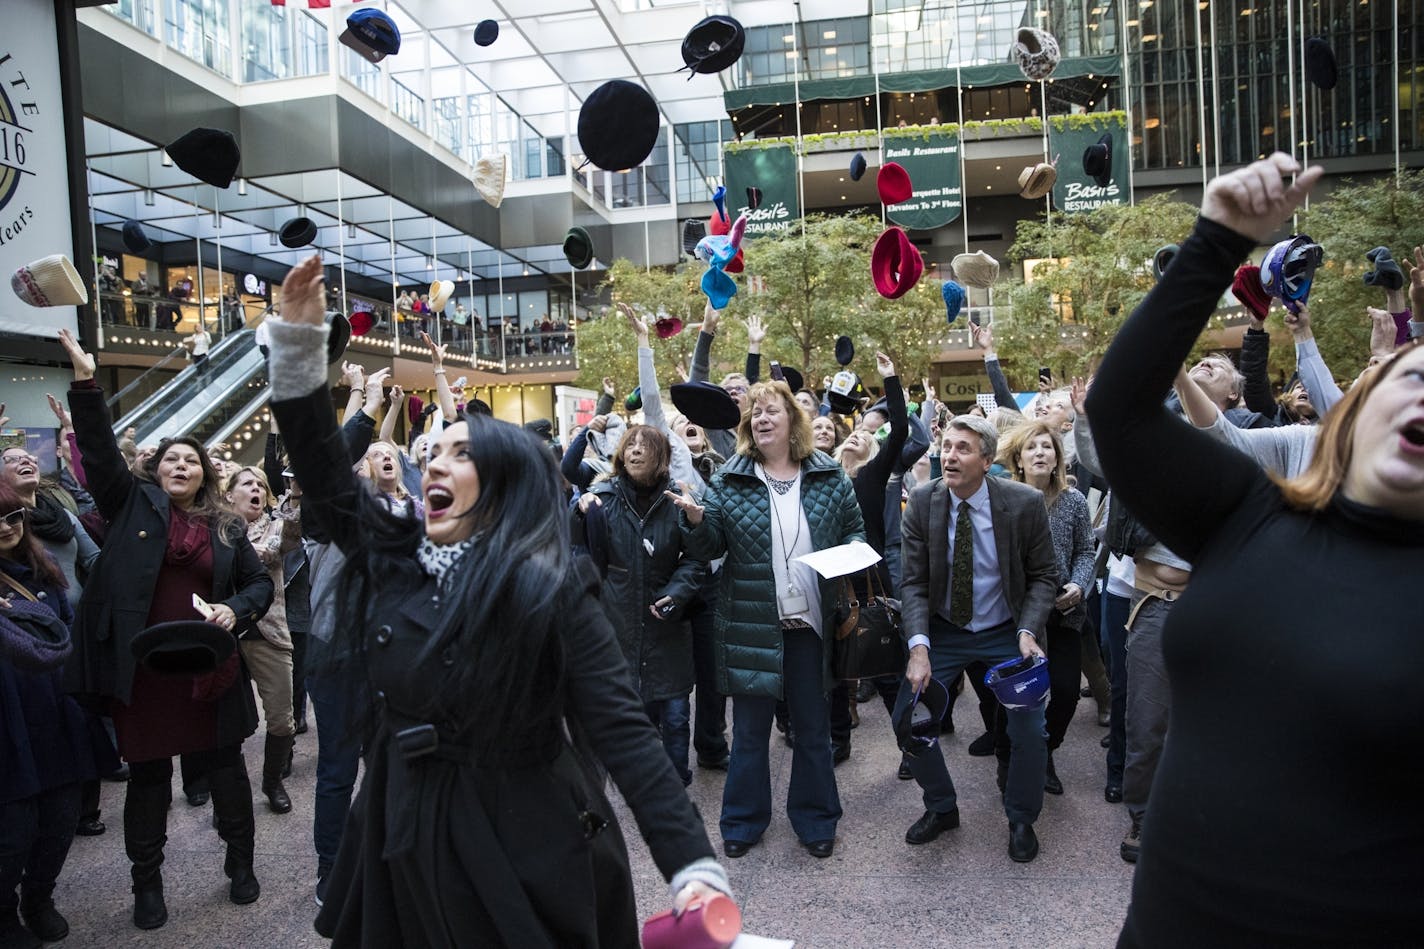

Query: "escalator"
<box><xmin>111</xmin><ymin>327</ymin><xmax>269</xmax><ymax>452</ymax></box>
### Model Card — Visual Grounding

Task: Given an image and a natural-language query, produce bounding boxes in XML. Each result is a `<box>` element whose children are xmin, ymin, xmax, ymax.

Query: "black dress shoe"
<box><xmin>1008</xmin><ymin>822</ymin><xmax>1039</xmax><ymax>863</ymax></box>
<box><xmin>104</xmin><ymin>763</ymin><xmax>130</xmax><ymax>782</ymax></box>
<box><xmin>804</xmin><ymin>839</ymin><xmax>834</xmax><ymax>859</ymax></box>
<box><xmin>905</xmin><ymin>808</ymin><xmax>960</xmax><ymax>845</ymax></box>
<box><xmin>0</xmin><ymin>915</ymin><xmax>40</xmax><ymax>949</ymax></box>
<box><xmin>723</xmin><ymin>839</ymin><xmax>755</xmax><ymax>858</ymax></box>
<box><xmin>132</xmin><ymin>887</ymin><xmax>167</xmax><ymax>930</ymax></box>
<box><xmin>897</xmin><ymin>756</ymin><xmax>914</xmax><ymax>780</ymax></box>
<box><xmin>186</xmin><ymin>791</ymin><xmax>210</xmax><ymax>807</ymax></box>
<box><xmin>854</xmin><ymin>680</ymin><xmax>877</xmax><ymax>704</ymax></box>
<box><xmin>1104</xmin><ymin>784</ymin><xmax>1123</xmax><ymax>803</ymax></box>
<box><xmin>697</xmin><ymin>753</ymin><xmax>730</xmax><ymax>771</ymax></box>
<box><xmin>967</xmin><ymin>732</ymin><xmax>996</xmax><ymax>757</ymax></box>
<box><xmin>294</xmin><ymin>719</ymin><xmax>309</xmax><ymax>735</ymax></box>
<box><xmin>74</xmin><ymin>817</ymin><xmax>106</xmax><ymax>837</ymax></box>
<box><xmin>832</xmin><ymin>742</ymin><xmax>851</xmax><ymax>765</ymax></box>
<box><xmin>1101</xmin><ymin>733</ymin><xmax>1111</xmax><ymax>748</ymax></box>
<box><xmin>1043</xmin><ymin>754</ymin><xmax>1063</xmax><ymax>795</ymax></box>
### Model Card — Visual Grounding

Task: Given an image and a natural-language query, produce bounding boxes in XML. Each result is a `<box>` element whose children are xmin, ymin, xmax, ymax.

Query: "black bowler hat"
<box><xmin>1082</xmin><ymin>132</ymin><xmax>1113</xmax><ymax>187</ymax></box>
<box><xmin>122</xmin><ymin>220</ymin><xmax>152</xmax><ymax>254</ymax></box>
<box><xmin>671</xmin><ymin>380</ymin><xmax>741</xmax><ymax>430</ymax></box>
<box><xmin>577</xmin><ymin>80</ymin><xmax>660</xmax><ymax>172</ymax></box>
<box><xmin>279</xmin><ymin>216</ymin><xmax>318</xmax><ymax>249</ymax></box>
<box><xmin>779</xmin><ymin>365</ymin><xmax>804</xmax><ymax>395</ymax></box>
<box><xmin>167</xmin><ymin>127</ymin><xmax>241</xmax><ymax>188</ymax></box>
<box><xmin>326</xmin><ymin>311</ymin><xmax>351</xmax><ymax>365</ymax></box>
<box><xmin>835</xmin><ymin>334</ymin><xmax>855</xmax><ymax>367</ymax></box>
<box><xmin>474</xmin><ymin>19</ymin><xmax>499</xmax><ymax>47</ymax></box>
<box><xmin>1305</xmin><ymin>37</ymin><xmax>1337</xmax><ymax>90</ymax></box>
<box><xmin>682</xmin><ymin>218</ymin><xmax>707</xmax><ymax>257</ymax></box>
<box><xmin>746</xmin><ymin>186</ymin><xmax>763</xmax><ymax>211</ymax></box>
<box><xmin>679</xmin><ymin>15</ymin><xmax>745</xmax><ymax>79</ymax></box>
<box><xmin>563</xmin><ymin>227</ymin><xmax>594</xmax><ymax>269</ymax></box>
<box><xmin>130</xmin><ymin>620</ymin><xmax>235</xmax><ymax>676</ymax></box>
<box><xmin>849</xmin><ymin>152</ymin><xmax>868</xmax><ymax>182</ymax></box>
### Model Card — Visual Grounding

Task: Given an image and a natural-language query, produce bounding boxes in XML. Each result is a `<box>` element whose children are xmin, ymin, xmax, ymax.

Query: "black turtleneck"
<box><xmin>1088</xmin><ymin>216</ymin><xmax>1424</xmax><ymax>945</ymax></box>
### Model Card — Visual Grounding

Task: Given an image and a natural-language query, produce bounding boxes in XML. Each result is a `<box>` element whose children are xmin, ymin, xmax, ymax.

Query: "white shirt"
<box><xmin>189</xmin><ymin>330</ymin><xmax>211</xmax><ymax>356</ymax></box>
<box><xmin>755</xmin><ymin>465</ymin><xmax>822</xmax><ymax>635</ymax></box>
<box><xmin>907</xmin><ymin>479</ymin><xmax>1012</xmax><ymax>651</ymax></box>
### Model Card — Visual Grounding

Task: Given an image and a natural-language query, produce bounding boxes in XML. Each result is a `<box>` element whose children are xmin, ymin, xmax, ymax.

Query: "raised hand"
<box><xmin>1199</xmin><ymin>153</ymin><xmax>1323</xmax><ymax>243</ymax></box>
<box><xmin>1367</xmin><ymin>307</ymin><xmax>1396</xmax><ymax>357</ymax></box>
<box><xmin>971</xmin><ymin>320</ymin><xmax>994</xmax><ymax>352</ymax></box>
<box><xmin>745</xmin><ymin>314</ymin><xmax>766</xmax><ymax>347</ymax></box>
<box><xmin>701</xmin><ymin>303</ymin><xmax>720</xmax><ymax>335</ymax></box>
<box><xmin>341</xmin><ymin>361</ymin><xmax>365</xmax><ymax>389</ymax></box>
<box><xmin>1404</xmin><ymin>246</ymin><xmax>1424</xmax><ymax>313</ymax></box>
<box><xmin>58</xmin><ymin>328</ymin><xmax>96</xmax><ymax>381</ymax></box>
<box><xmin>278</xmin><ymin>255</ymin><xmax>326</xmax><ymax>326</ymax></box>
<box><xmin>662</xmin><ymin>480</ymin><xmax>705</xmax><ymax>526</ymax></box>
<box><xmin>921</xmin><ymin>377</ymin><xmax>936</xmax><ymax>403</ymax></box>
<box><xmin>875</xmin><ymin>351</ymin><xmax>895</xmax><ymax>379</ymax></box>
<box><xmin>420</xmin><ymin>331</ymin><xmax>446</xmax><ymax>370</ymax></box>
<box><xmin>45</xmin><ymin>393</ymin><xmax>72</xmax><ymax>430</ymax></box>
<box><xmin>366</xmin><ymin>367</ymin><xmax>391</xmax><ymax>394</ymax></box>
<box><xmin>1070</xmin><ymin>376</ymin><xmax>1090</xmax><ymax>418</ymax></box>
<box><xmin>602</xmin><ymin>376</ymin><xmax>616</xmax><ymax>397</ymax></box>
<box><xmin>1283</xmin><ymin>303</ymin><xmax>1313</xmax><ymax>341</ymax></box>
<box><xmin>618</xmin><ymin>302</ymin><xmax>649</xmax><ymax>341</ymax></box>
<box><xmin>390</xmin><ymin>384</ymin><xmax>405</xmax><ymax>404</ymax></box>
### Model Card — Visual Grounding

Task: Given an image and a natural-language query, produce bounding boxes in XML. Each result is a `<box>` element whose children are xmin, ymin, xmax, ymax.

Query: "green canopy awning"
<box><xmin>724</xmin><ymin>56</ymin><xmax>1121</xmax><ymax>112</ymax></box>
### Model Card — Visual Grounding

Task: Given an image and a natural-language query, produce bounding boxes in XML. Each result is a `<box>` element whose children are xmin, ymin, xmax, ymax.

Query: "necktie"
<box><xmin>950</xmin><ymin>500</ymin><xmax>974</xmax><ymax>627</ymax></box>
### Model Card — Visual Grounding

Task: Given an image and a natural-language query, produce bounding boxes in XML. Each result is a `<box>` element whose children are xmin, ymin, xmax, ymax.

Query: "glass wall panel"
<box><xmin>106</xmin><ymin>0</ymin><xmax>159</xmax><ymax>36</ymax></box>
<box><xmin>166</xmin><ymin>0</ymin><xmax>233</xmax><ymax>77</ymax></box>
<box><xmin>675</xmin><ymin>120</ymin><xmax>732</xmax><ymax>203</ymax></box>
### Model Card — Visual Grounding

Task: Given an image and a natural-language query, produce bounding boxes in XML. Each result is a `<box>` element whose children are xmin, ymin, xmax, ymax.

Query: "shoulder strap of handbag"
<box><xmin>0</xmin><ymin>571</ymin><xmax>39</xmax><ymax>602</ymax></box>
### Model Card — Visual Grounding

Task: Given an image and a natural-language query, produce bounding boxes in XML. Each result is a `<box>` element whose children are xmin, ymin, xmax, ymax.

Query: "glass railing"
<box><xmin>113</xmin><ymin>328</ymin><xmax>267</xmax><ymax>446</ymax></box>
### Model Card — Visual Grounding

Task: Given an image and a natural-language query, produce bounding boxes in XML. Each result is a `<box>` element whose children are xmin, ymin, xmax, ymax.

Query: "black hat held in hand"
<box><xmin>130</xmin><ymin>620</ymin><xmax>235</xmax><ymax>676</ymax></box>
<box><xmin>578</xmin><ymin>80</ymin><xmax>660</xmax><ymax>171</ymax></box>
<box><xmin>167</xmin><ymin>127</ymin><xmax>241</xmax><ymax>189</ymax></box>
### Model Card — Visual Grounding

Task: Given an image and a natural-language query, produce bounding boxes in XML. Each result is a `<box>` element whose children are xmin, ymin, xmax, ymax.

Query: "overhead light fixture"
<box><xmin>823</xmin><ymin>30</ymin><xmax>836</xmax><ymax>39</ymax></box>
<box><xmin>237</xmin><ymin>179</ymin><xmax>247</xmax><ymax>196</ymax></box>
<box><xmin>348</xmin><ymin>223</ymin><xmax>357</xmax><ymax>239</ymax></box>
<box><xmin>160</xmin><ymin>150</ymin><xmax>172</xmax><ymax>167</ymax></box>
<box><xmin>270</xmin><ymin>232</ymin><xmax>279</xmax><ymax>246</ymax></box>
<box><xmin>143</xmin><ymin>189</ymin><xmax>155</xmax><ymax>206</ymax></box>
<box><xmin>426</xmin><ymin>256</ymin><xmax>434</xmax><ymax>269</ymax></box>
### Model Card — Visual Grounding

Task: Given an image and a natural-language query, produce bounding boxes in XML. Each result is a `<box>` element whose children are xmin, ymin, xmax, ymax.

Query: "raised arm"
<box><xmin>266</xmin><ymin>257</ymin><xmax>374</xmax><ymax>555</ymax></box>
<box><xmin>973</xmin><ymin>321</ymin><xmax>1022</xmax><ymax>414</ymax></box>
<box><xmin>689</xmin><ymin>305</ymin><xmax>718</xmax><ymax>385</ymax></box>
<box><xmin>1238</xmin><ymin>323</ymin><xmax>1278</xmax><ymax>418</ymax></box>
<box><xmin>380</xmin><ymin>384</ymin><xmax>405</xmax><ymax>445</ymax></box>
<box><xmin>744</xmin><ymin>314</ymin><xmax>764</xmax><ymax>384</ymax></box>
<box><xmin>858</xmin><ymin>357</ymin><xmax>908</xmax><ymax>495</ymax></box>
<box><xmin>59</xmin><ymin>330</ymin><xmax>135</xmax><ymax>521</ymax></box>
<box><xmin>1084</xmin><ymin>155</ymin><xmax>1321</xmax><ymax>562</ymax></box>
<box><xmin>421</xmin><ymin>332</ymin><xmax>457</xmax><ymax>420</ymax></box>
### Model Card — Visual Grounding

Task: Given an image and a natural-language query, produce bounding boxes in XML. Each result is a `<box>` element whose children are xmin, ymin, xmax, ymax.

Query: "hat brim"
<box><xmin>671</xmin><ymin>381</ymin><xmax>741</xmax><ymax>430</ymax></box>
<box><xmin>1021</xmin><ymin>165</ymin><xmax>1056</xmax><ymax>200</ymax></box>
<box><xmin>130</xmin><ymin>620</ymin><xmax>235</xmax><ymax>676</ymax></box>
<box><xmin>339</xmin><ymin>27</ymin><xmax>389</xmax><ymax>63</ymax></box>
<box><xmin>326</xmin><ymin>312</ymin><xmax>351</xmax><ymax>365</ymax></box>
<box><xmin>564</xmin><ymin>229</ymin><xmax>594</xmax><ymax>270</ymax></box>
<box><xmin>430</xmin><ymin>281</ymin><xmax>455</xmax><ymax>312</ymax></box>
<box><xmin>780</xmin><ymin>366</ymin><xmax>804</xmax><ymax>394</ymax></box>
<box><xmin>871</xmin><ymin>227</ymin><xmax>924</xmax><ymax>299</ymax></box>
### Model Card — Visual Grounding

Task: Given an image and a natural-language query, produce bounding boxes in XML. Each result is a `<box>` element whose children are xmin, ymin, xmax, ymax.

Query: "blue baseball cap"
<box><xmin>341</xmin><ymin>9</ymin><xmax>401</xmax><ymax>64</ymax></box>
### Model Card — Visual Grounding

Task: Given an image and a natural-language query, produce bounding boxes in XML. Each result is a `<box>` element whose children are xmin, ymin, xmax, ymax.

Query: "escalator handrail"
<box><xmin>104</xmin><ymin>344</ymin><xmax>191</xmax><ymax>412</ymax></box>
<box><xmin>128</xmin><ymin>343</ymin><xmax>267</xmax><ymax>445</ymax></box>
<box><xmin>113</xmin><ymin>328</ymin><xmax>257</xmax><ymax>436</ymax></box>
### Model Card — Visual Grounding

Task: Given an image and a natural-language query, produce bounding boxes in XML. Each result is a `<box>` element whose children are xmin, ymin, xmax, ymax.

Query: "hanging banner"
<box><xmin>723</xmin><ymin>144</ymin><xmax>800</xmax><ymax>238</ymax></box>
<box><xmin>884</xmin><ymin>130</ymin><xmax>962</xmax><ymax>231</ymax></box>
<box><xmin>1047</xmin><ymin>119</ymin><xmax>1128</xmax><ymax>213</ymax></box>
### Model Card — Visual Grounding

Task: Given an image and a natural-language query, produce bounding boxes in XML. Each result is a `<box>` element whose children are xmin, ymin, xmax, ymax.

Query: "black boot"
<box><xmin>208</xmin><ymin>762</ymin><xmax>261</xmax><ymax>905</ymax></box>
<box><xmin>123</xmin><ymin>781</ymin><xmax>170</xmax><ymax>930</ymax></box>
<box><xmin>1044</xmin><ymin>753</ymin><xmax>1064</xmax><ymax>795</ymax></box>
<box><xmin>261</xmin><ymin>734</ymin><xmax>294</xmax><ymax>814</ymax></box>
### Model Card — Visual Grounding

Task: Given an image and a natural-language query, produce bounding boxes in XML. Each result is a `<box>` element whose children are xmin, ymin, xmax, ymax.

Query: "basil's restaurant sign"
<box><xmin>0</xmin><ymin>0</ymin><xmax>78</xmax><ymax>338</ymax></box>
<box><xmin>1047</xmin><ymin>120</ymin><xmax>1128</xmax><ymax>214</ymax></box>
<box><xmin>884</xmin><ymin>131</ymin><xmax>962</xmax><ymax>231</ymax></box>
<box><xmin>723</xmin><ymin>144</ymin><xmax>800</xmax><ymax>237</ymax></box>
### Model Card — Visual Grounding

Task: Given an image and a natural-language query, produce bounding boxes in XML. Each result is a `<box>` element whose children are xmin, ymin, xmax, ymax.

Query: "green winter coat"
<box><xmin>682</xmin><ymin>451</ymin><xmax>865</xmax><ymax>699</ymax></box>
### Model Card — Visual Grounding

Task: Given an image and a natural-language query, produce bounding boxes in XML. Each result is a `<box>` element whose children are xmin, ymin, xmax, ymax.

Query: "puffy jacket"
<box><xmin>683</xmin><ymin>451</ymin><xmax>865</xmax><ymax>699</ymax></box>
<box><xmin>579</xmin><ymin>476</ymin><xmax>706</xmax><ymax>702</ymax></box>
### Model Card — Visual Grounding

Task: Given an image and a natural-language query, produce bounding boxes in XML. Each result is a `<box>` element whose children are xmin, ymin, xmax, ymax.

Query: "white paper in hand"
<box><xmin>731</xmin><ymin>935</ymin><xmax>795</xmax><ymax>949</ymax></box>
<box><xmin>793</xmin><ymin>541</ymin><xmax>882</xmax><ymax>580</ymax></box>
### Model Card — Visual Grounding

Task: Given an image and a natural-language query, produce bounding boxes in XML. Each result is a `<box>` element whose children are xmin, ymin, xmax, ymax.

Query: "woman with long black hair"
<box><xmin>269</xmin><ymin>256</ymin><xmax>727</xmax><ymax>948</ymax></box>
<box><xmin>59</xmin><ymin>329</ymin><xmax>273</xmax><ymax>931</ymax></box>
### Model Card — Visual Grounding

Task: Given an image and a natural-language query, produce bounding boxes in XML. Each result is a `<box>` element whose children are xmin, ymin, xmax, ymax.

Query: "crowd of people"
<box><xmin>3</xmin><ymin>156</ymin><xmax>1422</xmax><ymax>947</ymax></box>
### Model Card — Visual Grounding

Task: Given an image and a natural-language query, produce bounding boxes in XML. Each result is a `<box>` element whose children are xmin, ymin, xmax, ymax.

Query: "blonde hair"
<box><xmin>833</xmin><ymin>431</ymin><xmax>880</xmax><ymax>479</ymax></box>
<box><xmin>223</xmin><ymin>465</ymin><xmax>274</xmax><ymax>506</ymax></box>
<box><xmin>734</xmin><ymin>381</ymin><xmax>815</xmax><ymax>463</ymax></box>
<box><xmin>1273</xmin><ymin>339</ymin><xmax>1419</xmax><ymax>511</ymax></box>
<box><xmin>362</xmin><ymin>442</ymin><xmax>410</xmax><ymax>499</ymax></box>
<box><xmin>997</xmin><ymin>420</ymin><xmax>1068</xmax><ymax>508</ymax></box>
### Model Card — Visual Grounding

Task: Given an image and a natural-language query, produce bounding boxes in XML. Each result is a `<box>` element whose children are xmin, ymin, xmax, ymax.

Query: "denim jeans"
<box><xmin>1103</xmin><ymin>592</ymin><xmax>1131</xmax><ymax>788</ymax></box>
<box><xmin>896</xmin><ymin>617</ymin><xmax>1046</xmax><ymax>825</ymax></box>
<box><xmin>645</xmin><ymin>696</ymin><xmax>692</xmax><ymax>785</ymax></box>
<box><xmin>307</xmin><ymin>666</ymin><xmax>364</xmax><ymax>869</ymax></box>
<box><xmin>720</xmin><ymin>627</ymin><xmax>841</xmax><ymax>845</ymax></box>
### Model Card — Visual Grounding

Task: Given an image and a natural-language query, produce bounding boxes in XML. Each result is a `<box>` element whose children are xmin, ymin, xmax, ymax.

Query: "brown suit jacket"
<box><xmin>900</xmin><ymin>476</ymin><xmax>1058</xmax><ymax>645</ymax></box>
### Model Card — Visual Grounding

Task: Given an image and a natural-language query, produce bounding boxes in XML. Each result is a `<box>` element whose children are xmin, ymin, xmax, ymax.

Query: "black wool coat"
<box><xmin>66</xmin><ymin>385</ymin><xmax>271</xmax><ymax>745</ymax></box>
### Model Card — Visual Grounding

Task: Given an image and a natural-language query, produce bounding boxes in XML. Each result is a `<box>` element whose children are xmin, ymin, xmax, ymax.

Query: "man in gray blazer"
<box><xmin>895</xmin><ymin>415</ymin><xmax>1058</xmax><ymax>862</ymax></box>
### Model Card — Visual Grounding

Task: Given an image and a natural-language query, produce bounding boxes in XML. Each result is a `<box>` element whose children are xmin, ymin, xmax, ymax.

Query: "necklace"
<box><xmin>765</xmin><ymin>473</ymin><xmax>797</xmax><ymax>496</ymax></box>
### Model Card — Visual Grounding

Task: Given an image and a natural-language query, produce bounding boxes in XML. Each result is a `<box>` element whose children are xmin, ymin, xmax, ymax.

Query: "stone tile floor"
<box><xmin>55</xmin><ymin>693</ymin><xmax>1133</xmax><ymax>947</ymax></box>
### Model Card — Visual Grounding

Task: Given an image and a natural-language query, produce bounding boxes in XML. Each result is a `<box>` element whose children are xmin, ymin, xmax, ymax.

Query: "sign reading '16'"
<box><xmin>884</xmin><ymin>130</ymin><xmax>963</xmax><ymax>231</ymax></box>
<box><xmin>0</xmin><ymin>51</ymin><xmax>38</xmax><ymax>244</ymax></box>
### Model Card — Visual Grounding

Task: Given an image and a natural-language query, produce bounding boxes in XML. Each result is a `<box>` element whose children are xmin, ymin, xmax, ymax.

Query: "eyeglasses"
<box><xmin>2</xmin><ymin>453</ymin><xmax>37</xmax><ymax>467</ymax></box>
<box><xmin>723</xmin><ymin>385</ymin><xmax>747</xmax><ymax>397</ymax></box>
<box><xmin>0</xmin><ymin>509</ymin><xmax>25</xmax><ymax>528</ymax></box>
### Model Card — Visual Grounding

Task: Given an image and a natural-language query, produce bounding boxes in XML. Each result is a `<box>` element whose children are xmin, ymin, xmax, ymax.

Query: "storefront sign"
<box><xmin>0</xmin><ymin>0</ymin><xmax>78</xmax><ymax>338</ymax></box>
<box><xmin>1047</xmin><ymin>121</ymin><xmax>1128</xmax><ymax>213</ymax></box>
<box><xmin>723</xmin><ymin>144</ymin><xmax>800</xmax><ymax>237</ymax></box>
<box><xmin>884</xmin><ymin>130</ymin><xmax>963</xmax><ymax>231</ymax></box>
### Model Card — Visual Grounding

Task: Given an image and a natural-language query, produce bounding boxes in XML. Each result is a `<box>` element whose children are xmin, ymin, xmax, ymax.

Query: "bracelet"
<box><xmin>433</xmin><ymin>369</ymin><xmax>447</xmax><ymax>375</ymax></box>
<box><xmin>1017</xmin><ymin>629</ymin><xmax>1037</xmax><ymax>642</ymax></box>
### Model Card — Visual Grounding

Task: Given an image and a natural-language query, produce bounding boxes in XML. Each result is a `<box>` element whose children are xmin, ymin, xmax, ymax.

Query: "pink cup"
<box><xmin>641</xmin><ymin>894</ymin><xmax>743</xmax><ymax>949</ymax></box>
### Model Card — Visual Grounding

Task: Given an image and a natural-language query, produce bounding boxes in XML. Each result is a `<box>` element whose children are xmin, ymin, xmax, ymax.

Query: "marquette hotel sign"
<box><xmin>0</xmin><ymin>0</ymin><xmax>80</xmax><ymax>339</ymax></box>
<box><xmin>0</xmin><ymin>51</ymin><xmax>39</xmax><ymax>244</ymax></box>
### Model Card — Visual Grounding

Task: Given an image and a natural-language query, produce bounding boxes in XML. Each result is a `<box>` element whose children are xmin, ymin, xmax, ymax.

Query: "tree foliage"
<box><xmin>992</xmin><ymin>193</ymin><xmax>1199</xmax><ymax>385</ymax></box>
<box><xmin>1290</xmin><ymin>169</ymin><xmax>1424</xmax><ymax>379</ymax></box>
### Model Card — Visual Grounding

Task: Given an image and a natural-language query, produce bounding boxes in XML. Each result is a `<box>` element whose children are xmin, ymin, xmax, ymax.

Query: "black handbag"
<box><xmin>832</xmin><ymin>568</ymin><xmax>905</xmax><ymax>680</ymax></box>
<box><xmin>0</xmin><ymin>572</ymin><xmax>72</xmax><ymax>674</ymax></box>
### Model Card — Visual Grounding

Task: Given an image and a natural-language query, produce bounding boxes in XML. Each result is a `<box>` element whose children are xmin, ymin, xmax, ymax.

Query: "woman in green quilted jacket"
<box><xmin>668</xmin><ymin>380</ymin><xmax>865</xmax><ymax>861</ymax></box>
